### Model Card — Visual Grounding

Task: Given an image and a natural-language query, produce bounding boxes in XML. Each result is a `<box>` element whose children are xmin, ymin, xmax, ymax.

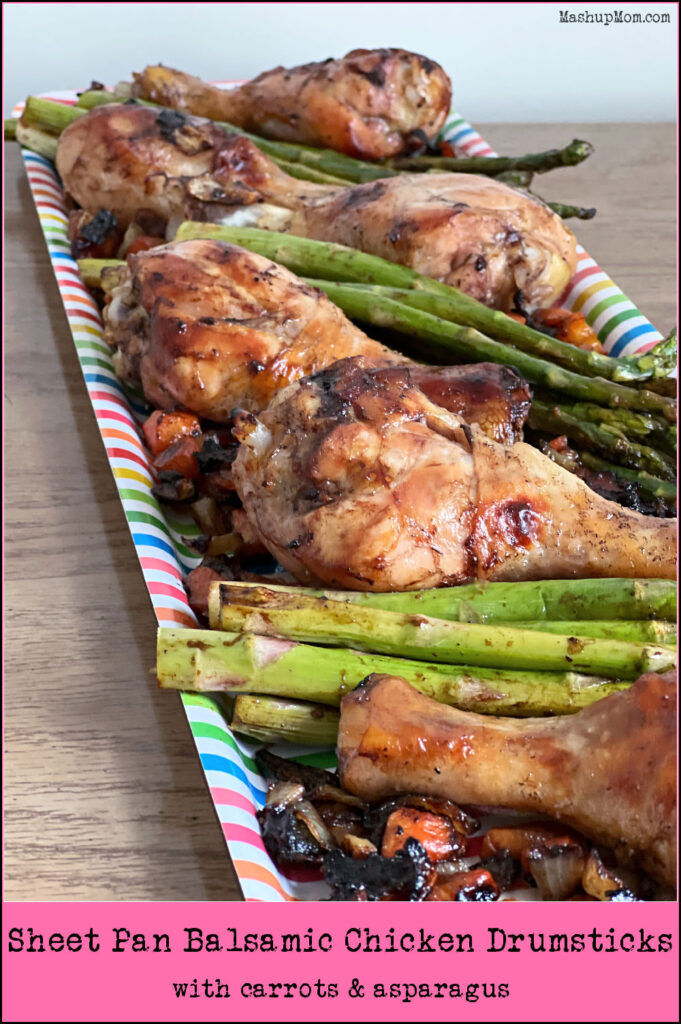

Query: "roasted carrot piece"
<box><xmin>533</xmin><ymin>307</ymin><xmax>605</xmax><ymax>353</ymax></box>
<box><xmin>143</xmin><ymin>409</ymin><xmax>202</xmax><ymax>456</ymax></box>
<box><xmin>381</xmin><ymin>807</ymin><xmax>461</xmax><ymax>861</ymax></box>
<box><xmin>427</xmin><ymin>868</ymin><xmax>499</xmax><ymax>901</ymax></box>
<box><xmin>125</xmin><ymin>234</ymin><xmax>166</xmax><ymax>257</ymax></box>
<box><xmin>153</xmin><ymin>435</ymin><xmax>202</xmax><ymax>479</ymax></box>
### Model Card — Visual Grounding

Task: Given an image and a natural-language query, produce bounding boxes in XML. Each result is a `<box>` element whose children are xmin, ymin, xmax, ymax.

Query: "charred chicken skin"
<box><xmin>57</xmin><ymin>104</ymin><xmax>577</xmax><ymax>309</ymax></box>
<box><xmin>131</xmin><ymin>49</ymin><xmax>452</xmax><ymax>159</ymax></box>
<box><xmin>337</xmin><ymin>672</ymin><xmax>677</xmax><ymax>887</ymax></box>
<box><xmin>103</xmin><ymin>238</ymin><xmax>531</xmax><ymax>440</ymax></box>
<box><xmin>231</xmin><ymin>357</ymin><xmax>676</xmax><ymax>589</ymax></box>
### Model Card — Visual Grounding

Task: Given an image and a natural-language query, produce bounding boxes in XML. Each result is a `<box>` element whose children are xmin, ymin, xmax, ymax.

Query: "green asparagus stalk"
<box><xmin>209</xmin><ymin>586</ymin><xmax>675</xmax><ymax>678</ymax></box>
<box><xmin>231</xmin><ymin>694</ymin><xmax>339</xmax><ymax>746</ymax></box>
<box><xmin>508</xmin><ymin>620</ymin><xmax>676</xmax><ymax>644</ymax></box>
<box><xmin>544</xmin><ymin>200</ymin><xmax>597</xmax><ymax>221</ymax></box>
<box><xmin>492</xmin><ymin>170</ymin><xmax>535</xmax><ymax>188</ymax></box>
<box><xmin>528</xmin><ymin>398</ymin><xmax>676</xmax><ymax>479</ymax></box>
<box><xmin>578</xmin><ymin>451</ymin><xmax>678</xmax><ymax>501</ymax></box>
<box><xmin>385</xmin><ymin>139</ymin><xmax>594</xmax><ymax>175</ymax></box>
<box><xmin>336</xmin><ymin>282</ymin><xmax>626</xmax><ymax>381</ymax></box>
<box><xmin>13</xmin><ymin>122</ymin><xmax>58</xmax><ymax>162</ymax></box>
<box><xmin>21</xmin><ymin>95</ymin><xmax>86</xmax><ymax>134</ymax></box>
<box><xmin>637</xmin><ymin>376</ymin><xmax>677</xmax><ymax>398</ymax></box>
<box><xmin>618</xmin><ymin>329</ymin><xmax>678</xmax><ymax>381</ymax></box>
<box><xmin>75</xmin><ymin>89</ymin><xmax>119</xmax><ymax>108</ymax></box>
<box><xmin>268</xmin><ymin>158</ymin><xmax>350</xmax><ymax>186</ymax></box>
<box><xmin>158</xmin><ymin>628</ymin><xmax>628</xmax><ymax>715</ymax></box>
<box><xmin>4</xmin><ymin>118</ymin><xmax>17</xmax><ymax>140</ymax></box>
<box><xmin>77</xmin><ymin>257</ymin><xmax>126</xmax><ymax>289</ymax></box>
<box><xmin>210</xmin><ymin>578</ymin><xmax>677</xmax><ymax>624</ymax></box>
<box><xmin>174</xmin><ymin>224</ymin><xmax>675</xmax><ymax>403</ymax></box>
<box><xmin>539</xmin><ymin>443</ymin><xmax>677</xmax><ymax>504</ymax></box>
<box><xmin>539</xmin><ymin>398</ymin><xmax>673</xmax><ymax>444</ymax></box>
<box><xmin>311</xmin><ymin>279</ymin><xmax>676</xmax><ymax>417</ymax></box>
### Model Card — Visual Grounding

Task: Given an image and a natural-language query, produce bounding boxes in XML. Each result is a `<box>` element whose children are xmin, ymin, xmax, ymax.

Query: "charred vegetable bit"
<box><xmin>258</xmin><ymin>798</ymin><xmax>328</xmax><ymax>867</ymax></box>
<box><xmin>151</xmin><ymin>470</ymin><xmax>196</xmax><ymax>504</ymax></box>
<box><xmin>323</xmin><ymin>838</ymin><xmax>436</xmax><ymax>901</ymax></box>
<box><xmin>68</xmin><ymin>208</ymin><xmax>122</xmax><ymax>260</ymax></box>
<box><xmin>255</xmin><ymin>749</ymin><xmax>337</xmax><ymax>794</ymax></box>
<box><xmin>582</xmin><ymin>848</ymin><xmax>641</xmax><ymax>901</ymax></box>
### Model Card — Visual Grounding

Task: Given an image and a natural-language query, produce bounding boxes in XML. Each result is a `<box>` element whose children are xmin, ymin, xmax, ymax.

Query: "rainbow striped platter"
<box><xmin>14</xmin><ymin>89</ymin><xmax>664</xmax><ymax>902</ymax></box>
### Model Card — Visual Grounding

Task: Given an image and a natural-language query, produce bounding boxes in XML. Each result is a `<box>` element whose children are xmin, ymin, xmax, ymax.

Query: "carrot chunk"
<box><xmin>153</xmin><ymin>435</ymin><xmax>202</xmax><ymax>479</ymax></box>
<box><xmin>381</xmin><ymin>807</ymin><xmax>459</xmax><ymax>861</ymax></box>
<box><xmin>143</xmin><ymin>409</ymin><xmax>202</xmax><ymax>456</ymax></box>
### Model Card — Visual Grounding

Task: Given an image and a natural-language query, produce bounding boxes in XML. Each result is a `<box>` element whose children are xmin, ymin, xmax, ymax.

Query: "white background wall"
<box><xmin>4</xmin><ymin>2</ymin><xmax>677</xmax><ymax>120</ymax></box>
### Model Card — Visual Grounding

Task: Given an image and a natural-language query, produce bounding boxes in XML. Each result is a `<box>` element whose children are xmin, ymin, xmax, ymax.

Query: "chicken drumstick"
<box><xmin>131</xmin><ymin>49</ymin><xmax>453</xmax><ymax>160</ymax></box>
<box><xmin>232</xmin><ymin>357</ymin><xmax>676</xmax><ymax>588</ymax></box>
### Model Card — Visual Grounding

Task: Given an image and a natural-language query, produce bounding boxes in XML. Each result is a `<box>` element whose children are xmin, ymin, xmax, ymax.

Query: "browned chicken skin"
<box><xmin>131</xmin><ymin>50</ymin><xmax>452</xmax><ymax>159</ymax></box>
<box><xmin>57</xmin><ymin>104</ymin><xmax>577</xmax><ymax>309</ymax></box>
<box><xmin>103</xmin><ymin>238</ymin><xmax>530</xmax><ymax>440</ymax></box>
<box><xmin>232</xmin><ymin>357</ymin><xmax>676</xmax><ymax>589</ymax></box>
<box><xmin>337</xmin><ymin>672</ymin><xmax>677</xmax><ymax>887</ymax></box>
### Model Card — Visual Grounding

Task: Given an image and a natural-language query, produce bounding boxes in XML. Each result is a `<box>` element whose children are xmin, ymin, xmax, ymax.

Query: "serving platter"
<box><xmin>14</xmin><ymin>88</ymin><xmax>665</xmax><ymax>902</ymax></box>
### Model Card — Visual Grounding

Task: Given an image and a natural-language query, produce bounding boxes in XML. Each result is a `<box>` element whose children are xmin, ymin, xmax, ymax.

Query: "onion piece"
<box><xmin>265</xmin><ymin>781</ymin><xmax>305</xmax><ymax>811</ymax></box>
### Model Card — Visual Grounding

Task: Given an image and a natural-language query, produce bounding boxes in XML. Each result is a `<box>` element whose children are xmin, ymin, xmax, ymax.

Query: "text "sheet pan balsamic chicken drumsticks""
<box><xmin>103</xmin><ymin>238</ymin><xmax>531</xmax><ymax>441</ymax></box>
<box><xmin>56</xmin><ymin>103</ymin><xmax>577</xmax><ymax>309</ymax></box>
<box><xmin>337</xmin><ymin>671</ymin><xmax>677</xmax><ymax>888</ymax></box>
<box><xmin>130</xmin><ymin>49</ymin><xmax>453</xmax><ymax>160</ymax></box>
<box><xmin>231</xmin><ymin>357</ymin><xmax>676</xmax><ymax>589</ymax></box>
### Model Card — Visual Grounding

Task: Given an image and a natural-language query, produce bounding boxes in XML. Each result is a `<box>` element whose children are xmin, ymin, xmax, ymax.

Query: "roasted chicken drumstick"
<box><xmin>337</xmin><ymin>672</ymin><xmax>677</xmax><ymax>887</ymax></box>
<box><xmin>103</xmin><ymin>239</ymin><xmax>531</xmax><ymax>441</ymax></box>
<box><xmin>232</xmin><ymin>357</ymin><xmax>676</xmax><ymax>588</ymax></box>
<box><xmin>57</xmin><ymin>104</ymin><xmax>577</xmax><ymax>309</ymax></box>
<box><xmin>131</xmin><ymin>49</ymin><xmax>452</xmax><ymax>159</ymax></box>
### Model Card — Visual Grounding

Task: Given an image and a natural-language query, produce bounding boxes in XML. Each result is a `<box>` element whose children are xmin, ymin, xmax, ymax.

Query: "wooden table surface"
<box><xmin>4</xmin><ymin>124</ymin><xmax>676</xmax><ymax>901</ymax></box>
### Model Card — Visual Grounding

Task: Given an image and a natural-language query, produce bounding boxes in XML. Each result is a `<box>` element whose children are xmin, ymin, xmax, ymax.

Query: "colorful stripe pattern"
<box><xmin>16</xmin><ymin>92</ymin><xmax>662</xmax><ymax>902</ymax></box>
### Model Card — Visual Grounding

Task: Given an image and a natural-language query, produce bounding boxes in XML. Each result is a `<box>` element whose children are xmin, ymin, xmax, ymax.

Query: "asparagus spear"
<box><xmin>578</xmin><ymin>451</ymin><xmax>678</xmax><ymax>501</ymax></box>
<box><xmin>231</xmin><ymin>694</ymin><xmax>339</xmax><ymax>746</ymax></box>
<box><xmin>77</xmin><ymin>258</ymin><xmax>126</xmax><ymax>290</ymax></box>
<box><xmin>210</xmin><ymin>578</ymin><xmax>677</xmax><ymax>623</ymax></box>
<box><xmin>508</xmin><ymin>620</ymin><xmax>676</xmax><ymax>644</ymax></box>
<box><xmin>20</xmin><ymin>95</ymin><xmax>86</xmax><ymax>134</ymax></box>
<box><xmin>492</xmin><ymin>170</ymin><xmax>535</xmax><ymax>188</ymax></box>
<box><xmin>337</xmin><ymin>282</ymin><xmax>625</xmax><ymax>381</ymax></box>
<box><xmin>175</xmin><ymin>224</ymin><xmax>675</xmax><ymax>402</ymax></box>
<box><xmin>539</xmin><ymin>398</ymin><xmax>673</xmax><ymax>444</ymax></box>
<box><xmin>618</xmin><ymin>329</ymin><xmax>678</xmax><ymax>381</ymax></box>
<box><xmin>385</xmin><ymin>139</ymin><xmax>594</xmax><ymax>175</ymax></box>
<box><xmin>310</xmin><ymin>279</ymin><xmax>676</xmax><ymax>417</ymax></box>
<box><xmin>208</xmin><ymin>587</ymin><xmax>675</xmax><ymax>678</ymax></box>
<box><xmin>540</xmin><ymin>443</ymin><xmax>677</xmax><ymax>504</ymax></box>
<box><xmin>13</xmin><ymin>122</ymin><xmax>58</xmax><ymax>162</ymax></box>
<box><xmin>158</xmin><ymin>628</ymin><xmax>628</xmax><ymax>715</ymax></box>
<box><xmin>544</xmin><ymin>201</ymin><xmax>597</xmax><ymax>221</ymax></box>
<box><xmin>4</xmin><ymin>118</ymin><xmax>17</xmax><ymax>140</ymax></box>
<box><xmin>528</xmin><ymin>398</ymin><xmax>676</xmax><ymax>479</ymax></box>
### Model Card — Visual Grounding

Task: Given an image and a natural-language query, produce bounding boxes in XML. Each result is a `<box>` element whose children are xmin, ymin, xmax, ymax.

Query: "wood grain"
<box><xmin>3</xmin><ymin>123</ymin><xmax>676</xmax><ymax>901</ymax></box>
